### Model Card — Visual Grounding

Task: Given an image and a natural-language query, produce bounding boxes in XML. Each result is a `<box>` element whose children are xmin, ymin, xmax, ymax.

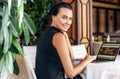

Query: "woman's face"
<box><xmin>51</xmin><ymin>8</ymin><xmax>73</xmax><ymax>32</ymax></box>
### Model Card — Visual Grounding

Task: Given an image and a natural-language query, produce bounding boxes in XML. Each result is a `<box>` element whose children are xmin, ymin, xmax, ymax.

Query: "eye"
<box><xmin>62</xmin><ymin>16</ymin><xmax>67</xmax><ymax>19</ymax></box>
<box><xmin>69</xmin><ymin>18</ymin><xmax>72</xmax><ymax>21</ymax></box>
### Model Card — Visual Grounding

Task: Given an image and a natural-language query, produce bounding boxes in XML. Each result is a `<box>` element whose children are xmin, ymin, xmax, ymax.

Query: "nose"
<box><xmin>66</xmin><ymin>19</ymin><xmax>72</xmax><ymax>25</ymax></box>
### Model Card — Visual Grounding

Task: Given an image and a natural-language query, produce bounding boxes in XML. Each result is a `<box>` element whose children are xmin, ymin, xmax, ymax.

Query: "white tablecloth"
<box><xmin>80</xmin><ymin>55</ymin><xmax>120</xmax><ymax>79</ymax></box>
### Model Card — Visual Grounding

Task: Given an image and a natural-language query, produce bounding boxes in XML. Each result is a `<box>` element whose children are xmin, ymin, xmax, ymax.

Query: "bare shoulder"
<box><xmin>52</xmin><ymin>32</ymin><xmax>66</xmax><ymax>47</ymax></box>
<box><xmin>53</xmin><ymin>32</ymin><xmax>64</xmax><ymax>38</ymax></box>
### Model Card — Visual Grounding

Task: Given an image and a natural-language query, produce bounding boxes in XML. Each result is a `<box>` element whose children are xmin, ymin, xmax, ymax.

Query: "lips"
<box><xmin>63</xmin><ymin>26</ymin><xmax>68</xmax><ymax>29</ymax></box>
<box><xmin>63</xmin><ymin>26</ymin><xmax>70</xmax><ymax>31</ymax></box>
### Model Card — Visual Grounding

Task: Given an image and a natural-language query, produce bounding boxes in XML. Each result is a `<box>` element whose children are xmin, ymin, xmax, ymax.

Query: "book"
<box><xmin>72</xmin><ymin>44</ymin><xmax>87</xmax><ymax>60</ymax></box>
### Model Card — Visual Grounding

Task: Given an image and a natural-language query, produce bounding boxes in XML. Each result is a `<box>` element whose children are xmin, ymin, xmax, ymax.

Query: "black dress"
<box><xmin>35</xmin><ymin>26</ymin><xmax>82</xmax><ymax>79</ymax></box>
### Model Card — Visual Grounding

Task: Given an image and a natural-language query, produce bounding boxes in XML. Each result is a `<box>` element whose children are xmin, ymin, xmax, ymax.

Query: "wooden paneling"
<box><xmin>77</xmin><ymin>0</ymin><xmax>92</xmax><ymax>54</ymax></box>
<box><xmin>93</xmin><ymin>0</ymin><xmax>120</xmax><ymax>4</ymax></box>
<box><xmin>93</xmin><ymin>2</ymin><xmax>120</xmax><ymax>33</ymax></box>
<box><xmin>93</xmin><ymin>8</ymin><xmax>97</xmax><ymax>32</ymax></box>
<box><xmin>108</xmin><ymin>10</ymin><xmax>114</xmax><ymax>32</ymax></box>
<box><xmin>99</xmin><ymin>9</ymin><xmax>106</xmax><ymax>32</ymax></box>
<box><xmin>117</xmin><ymin>12</ymin><xmax>120</xmax><ymax>30</ymax></box>
<box><xmin>61</xmin><ymin>0</ymin><xmax>93</xmax><ymax>54</ymax></box>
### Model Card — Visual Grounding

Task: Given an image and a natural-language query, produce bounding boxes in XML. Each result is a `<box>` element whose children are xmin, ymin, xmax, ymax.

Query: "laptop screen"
<box><xmin>96</xmin><ymin>42</ymin><xmax>120</xmax><ymax>61</ymax></box>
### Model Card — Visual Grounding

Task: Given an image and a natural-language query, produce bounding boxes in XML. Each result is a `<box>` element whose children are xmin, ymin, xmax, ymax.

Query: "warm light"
<box><xmin>106</xmin><ymin>35</ymin><xmax>110</xmax><ymax>42</ymax></box>
<box><xmin>92</xmin><ymin>36</ymin><xmax>94</xmax><ymax>42</ymax></box>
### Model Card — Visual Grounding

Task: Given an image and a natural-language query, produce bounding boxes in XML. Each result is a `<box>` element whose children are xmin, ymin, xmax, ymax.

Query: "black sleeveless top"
<box><xmin>35</xmin><ymin>26</ymin><xmax>65</xmax><ymax>79</ymax></box>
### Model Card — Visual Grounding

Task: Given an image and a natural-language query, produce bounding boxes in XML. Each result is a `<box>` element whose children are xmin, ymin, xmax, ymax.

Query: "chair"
<box><xmin>23</xmin><ymin>46</ymin><xmax>36</xmax><ymax>68</ymax></box>
<box><xmin>7</xmin><ymin>55</ymin><xmax>37</xmax><ymax>79</ymax></box>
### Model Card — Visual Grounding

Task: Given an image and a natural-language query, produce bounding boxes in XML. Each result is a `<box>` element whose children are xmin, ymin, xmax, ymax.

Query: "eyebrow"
<box><xmin>62</xmin><ymin>15</ymin><xmax>72</xmax><ymax>18</ymax></box>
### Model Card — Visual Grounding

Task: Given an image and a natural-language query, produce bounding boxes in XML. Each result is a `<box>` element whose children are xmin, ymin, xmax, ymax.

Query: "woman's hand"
<box><xmin>80</xmin><ymin>55</ymin><xmax>95</xmax><ymax>63</ymax></box>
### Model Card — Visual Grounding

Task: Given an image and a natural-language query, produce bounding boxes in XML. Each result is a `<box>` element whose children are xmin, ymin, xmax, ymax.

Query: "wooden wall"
<box><xmin>93</xmin><ymin>1</ymin><xmax>120</xmax><ymax>33</ymax></box>
<box><xmin>61</xmin><ymin>0</ymin><xmax>93</xmax><ymax>54</ymax></box>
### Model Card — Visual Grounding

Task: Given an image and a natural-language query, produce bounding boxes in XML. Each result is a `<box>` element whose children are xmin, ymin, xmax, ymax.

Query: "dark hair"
<box><xmin>50</xmin><ymin>2</ymin><xmax>72</xmax><ymax>16</ymax></box>
<box><xmin>49</xmin><ymin>2</ymin><xmax>72</xmax><ymax>24</ymax></box>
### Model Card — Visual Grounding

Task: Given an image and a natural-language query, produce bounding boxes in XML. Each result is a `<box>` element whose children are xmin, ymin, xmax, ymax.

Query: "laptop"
<box><xmin>92</xmin><ymin>42</ymin><xmax>120</xmax><ymax>63</ymax></box>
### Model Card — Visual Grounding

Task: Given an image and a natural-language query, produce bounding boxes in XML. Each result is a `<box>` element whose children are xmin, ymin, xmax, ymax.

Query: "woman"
<box><xmin>35</xmin><ymin>2</ymin><xmax>94</xmax><ymax>79</ymax></box>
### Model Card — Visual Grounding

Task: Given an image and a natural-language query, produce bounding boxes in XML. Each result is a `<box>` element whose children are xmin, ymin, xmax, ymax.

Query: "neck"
<box><xmin>51</xmin><ymin>23</ymin><xmax>58</xmax><ymax>29</ymax></box>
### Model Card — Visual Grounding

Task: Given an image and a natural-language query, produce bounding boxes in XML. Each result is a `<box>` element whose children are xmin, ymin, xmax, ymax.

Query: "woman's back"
<box><xmin>35</xmin><ymin>26</ymin><xmax>65</xmax><ymax>79</ymax></box>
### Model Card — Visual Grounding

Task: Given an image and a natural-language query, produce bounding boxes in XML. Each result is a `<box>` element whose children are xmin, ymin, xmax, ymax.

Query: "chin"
<box><xmin>64</xmin><ymin>29</ymin><xmax>68</xmax><ymax>32</ymax></box>
<box><xmin>62</xmin><ymin>28</ymin><xmax>68</xmax><ymax>32</ymax></box>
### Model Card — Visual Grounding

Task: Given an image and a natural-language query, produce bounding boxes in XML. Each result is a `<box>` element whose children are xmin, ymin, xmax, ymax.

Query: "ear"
<box><xmin>52</xmin><ymin>15</ymin><xmax>56</xmax><ymax>21</ymax></box>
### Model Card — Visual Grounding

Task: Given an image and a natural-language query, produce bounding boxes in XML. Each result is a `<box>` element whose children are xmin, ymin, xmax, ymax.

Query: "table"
<box><xmin>80</xmin><ymin>55</ymin><xmax>120</xmax><ymax>79</ymax></box>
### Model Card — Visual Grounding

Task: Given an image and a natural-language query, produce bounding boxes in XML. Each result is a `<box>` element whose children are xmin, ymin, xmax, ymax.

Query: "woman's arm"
<box><xmin>53</xmin><ymin>32</ymin><xmax>94</xmax><ymax>78</ymax></box>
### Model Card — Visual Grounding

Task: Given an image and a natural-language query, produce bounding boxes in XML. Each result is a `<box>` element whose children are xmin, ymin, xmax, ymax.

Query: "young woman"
<box><xmin>35</xmin><ymin>2</ymin><xmax>94</xmax><ymax>79</ymax></box>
